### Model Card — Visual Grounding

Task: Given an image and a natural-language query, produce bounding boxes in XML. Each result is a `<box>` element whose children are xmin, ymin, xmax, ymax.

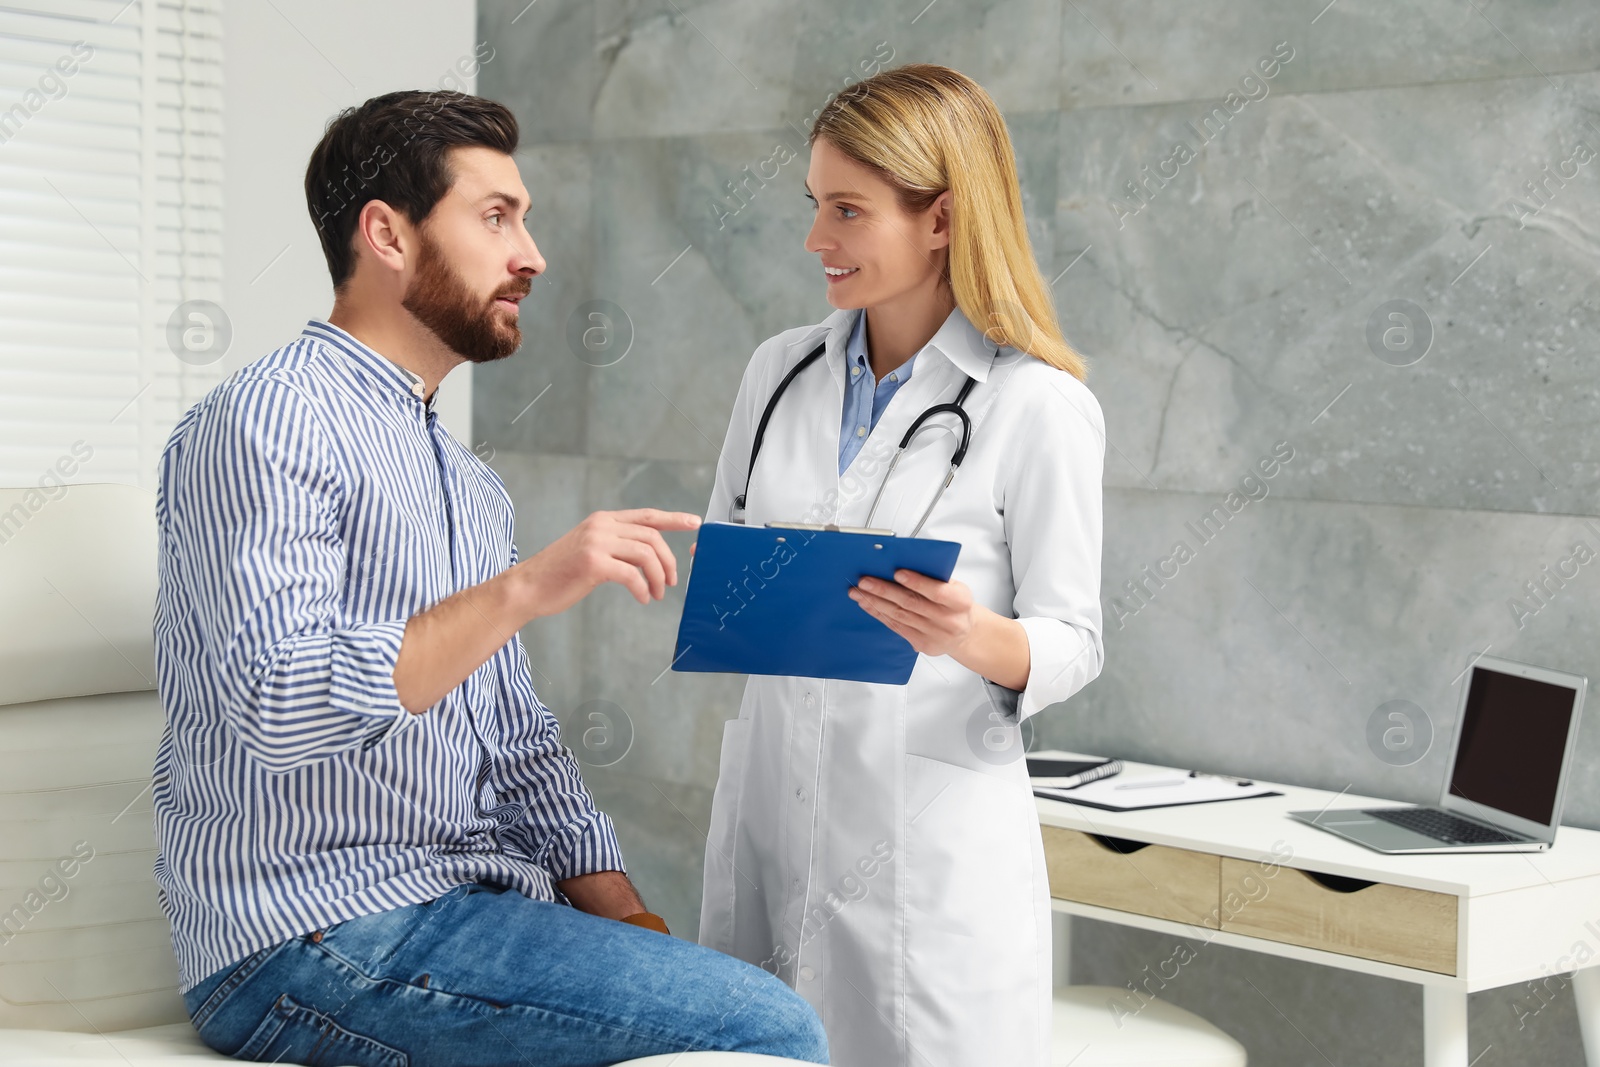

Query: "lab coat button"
<box><xmin>799</xmin><ymin>965</ymin><xmax>815</xmax><ymax>981</ymax></box>
<box><xmin>794</xmin><ymin>787</ymin><xmax>806</xmax><ymax>802</ymax></box>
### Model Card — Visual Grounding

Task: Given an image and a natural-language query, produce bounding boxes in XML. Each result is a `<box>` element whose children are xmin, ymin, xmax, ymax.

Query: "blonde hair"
<box><xmin>811</xmin><ymin>64</ymin><xmax>1086</xmax><ymax>381</ymax></box>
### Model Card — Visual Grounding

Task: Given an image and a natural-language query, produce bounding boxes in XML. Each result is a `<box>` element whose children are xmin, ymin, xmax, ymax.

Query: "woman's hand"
<box><xmin>850</xmin><ymin>569</ymin><xmax>1032</xmax><ymax>690</ymax></box>
<box><xmin>849</xmin><ymin>569</ymin><xmax>976</xmax><ymax>658</ymax></box>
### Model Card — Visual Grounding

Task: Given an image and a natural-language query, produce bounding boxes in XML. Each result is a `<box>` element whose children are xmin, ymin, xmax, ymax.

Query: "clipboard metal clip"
<box><xmin>765</xmin><ymin>520</ymin><xmax>898</xmax><ymax>537</ymax></box>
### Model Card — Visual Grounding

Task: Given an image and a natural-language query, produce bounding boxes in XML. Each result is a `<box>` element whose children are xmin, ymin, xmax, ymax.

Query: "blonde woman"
<box><xmin>698</xmin><ymin>65</ymin><xmax>1105</xmax><ymax>1066</ymax></box>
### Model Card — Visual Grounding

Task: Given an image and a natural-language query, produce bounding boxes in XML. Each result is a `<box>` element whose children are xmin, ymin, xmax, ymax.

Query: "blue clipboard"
<box><xmin>671</xmin><ymin>521</ymin><xmax>962</xmax><ymax>685</ymax></box>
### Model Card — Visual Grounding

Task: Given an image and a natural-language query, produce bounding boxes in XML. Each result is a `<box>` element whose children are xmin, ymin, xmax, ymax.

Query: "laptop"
<box><xmin>1290</xmin><ymin>655</ymin><xmax>1587</xmax><ymax>854</ymax></box>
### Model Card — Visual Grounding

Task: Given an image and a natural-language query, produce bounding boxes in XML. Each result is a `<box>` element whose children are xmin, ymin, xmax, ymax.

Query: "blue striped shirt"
<box><xmin>150</xmin><ymin>320</ymin><xmax>626</xmax><ymax>993</ymax></box>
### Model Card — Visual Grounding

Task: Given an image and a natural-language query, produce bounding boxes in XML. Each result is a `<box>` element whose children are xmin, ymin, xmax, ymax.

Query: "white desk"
<box><xmin>1036</xmin><ymin>757</ymin><xmax>1600</xmax><ymax>1067</ymax></box>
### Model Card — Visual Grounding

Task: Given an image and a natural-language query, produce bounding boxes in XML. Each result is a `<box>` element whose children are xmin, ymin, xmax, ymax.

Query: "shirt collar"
<box><xmin>847</xmin><ymin>309</ymin><xmax>915</xmax><ymax>383</ymax></box>
<box><xmin>851</xmin><ymin>308</ymin><xmax>876</xmax><ymax>371</ymax></box>
<box><xmin>303</xmin><ymin>319</ymin><xmax>432</xmax><ymax>408</ymax></box>
<box><xmin>837</xmin><ymin>306</ymin><xmax>996</xmax><ymax>383</ymax></box>
<box><xmin>846</xmin><ymin>309</ymin><xmax>870</xmax><ymax>367</ymax></box>
<box><xmin>924</xmin><ymin>306</ymin><xmax>1001</xmax><ymax>382</ymax></box>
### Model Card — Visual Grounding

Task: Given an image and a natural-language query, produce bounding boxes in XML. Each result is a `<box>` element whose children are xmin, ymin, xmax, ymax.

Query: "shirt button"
<box><xmin>799</xmin><ymin>965</ymin><xmax>816</xmax><ymax>981</ymax></box>
<box><xmin>888</xmin><ymin>373</ymin><xmax>897</xmax><ymax>382</ymax></box>
<box><xmin>851</xmin><ymin>366</ymin><xmax>861</xmax><ymax>376</ymax></box>
<box><xmin>857</xmin><ymin>426</ymin><xmax>866</xmax><ymax>437</ymax></box>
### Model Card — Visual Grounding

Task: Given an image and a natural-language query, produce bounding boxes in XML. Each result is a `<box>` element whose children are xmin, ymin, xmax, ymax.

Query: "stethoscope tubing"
<box><xmin>733</xmin><ymin>336</ymin><xmax>989</xmax><ymax>536</ymax></box>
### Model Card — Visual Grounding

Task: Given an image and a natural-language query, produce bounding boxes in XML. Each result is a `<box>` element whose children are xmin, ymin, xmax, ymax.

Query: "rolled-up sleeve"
<box><xmin>998</xmin><ymin>374</ymin><xmax>1106</xmax><ymax>721</ymax></box>
<box><xmin>162</xmin><ymin>377</ymin><xmax>413</xmax><ymax>772</ymax></box>
<box><xmin>486</xmin><ymin>547</ymin><xmax>628</xmax><ymax>885</ymax></box>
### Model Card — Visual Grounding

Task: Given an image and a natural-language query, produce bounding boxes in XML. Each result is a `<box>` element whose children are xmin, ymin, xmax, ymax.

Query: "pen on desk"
<box><xmin>1113</xmin><ymin>779</ymin><xmax>1184</xmax><ymax>790</ymax></box>
<box><xmin>1188</xmin><ymin>770</ymin><xmax>1255</xmax><ymax>786</ymax></box>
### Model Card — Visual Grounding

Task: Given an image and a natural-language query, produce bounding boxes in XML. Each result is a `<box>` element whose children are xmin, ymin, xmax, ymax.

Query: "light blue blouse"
<box><xmin>838</xmin><ymin>309</ymin><xmax>916</xmax><ymax>473</ymax></box>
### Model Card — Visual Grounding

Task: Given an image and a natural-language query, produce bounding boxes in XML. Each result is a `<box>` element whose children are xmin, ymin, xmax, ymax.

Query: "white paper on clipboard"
<box><xmin>1033</xmin><ymin>771</ymin><xmax>1279</xmax><ymax>811</ymax></box>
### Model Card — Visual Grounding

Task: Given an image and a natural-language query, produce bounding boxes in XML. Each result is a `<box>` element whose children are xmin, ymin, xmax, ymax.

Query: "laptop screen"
<box><xmin>1447</xmin><ymin>665</ymin><xmax>1578</xmax><ymax>826</ymax></box>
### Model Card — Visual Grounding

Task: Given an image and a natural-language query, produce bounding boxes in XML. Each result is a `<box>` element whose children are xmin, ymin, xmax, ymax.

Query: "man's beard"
<box><xmin>401</xmin><ymin>229</ymin><xmax>528</xmax><ymax>364</ymax></box>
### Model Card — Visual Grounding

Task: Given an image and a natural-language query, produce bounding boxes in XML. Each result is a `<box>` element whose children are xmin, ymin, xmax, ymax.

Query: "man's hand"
<box><xmin>556</xmin><ymin>869</ymin><xmax>646</xmax><ymax>921</ymax></box>
<box><xmin>393</xmin><ymin>508</ymin><xmax>699</xmax><ymax>715</ymax></box>
<box><xmin>513</xmin><ymin>509</ymin><xmax>702</xmax><ymax>618</ymax></box>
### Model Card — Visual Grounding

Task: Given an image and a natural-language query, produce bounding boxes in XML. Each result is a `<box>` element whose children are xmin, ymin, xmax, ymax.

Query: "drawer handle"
<box><xmin>1300</xmin><ymin>870</ymin><xmax>1377</xmax><ymax>894</ymax></box>
<box><xmin>1086</xmin><ymin>834</ymin><xmax>1151</xmax><ymax>855</ymax></box>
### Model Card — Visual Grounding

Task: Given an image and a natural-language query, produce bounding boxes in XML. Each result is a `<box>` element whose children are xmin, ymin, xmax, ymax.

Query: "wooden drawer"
<box><xmin>1219</xmin><ymin>858</ymin><xmax>1458</xmax><ymax>974</ymax></box>
<box><xmin>1042</xmin><ymin>826</ymin><xmax>1221</xmax><ymax>927</ymax></box>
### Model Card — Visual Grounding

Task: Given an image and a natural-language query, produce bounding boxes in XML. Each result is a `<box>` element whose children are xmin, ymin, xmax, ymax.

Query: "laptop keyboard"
<box><xmin>1363</xmin><ymin>807</ymin><xmax>1526</xmax><ymax>844</ymax></box>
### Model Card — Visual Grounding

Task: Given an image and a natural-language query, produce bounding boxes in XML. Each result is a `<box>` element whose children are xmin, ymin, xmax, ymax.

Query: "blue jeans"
<box><xmin>181</xmin><ymin>883</ymin><xmax>828</xmax><ymax>1066</ymax></box>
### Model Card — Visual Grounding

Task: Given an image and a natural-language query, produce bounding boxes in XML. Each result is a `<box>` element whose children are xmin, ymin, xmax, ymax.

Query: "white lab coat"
<box><xmin>698</xmin><ymin>306</ymin><xmax>1105</xmax><ymax>1067</ymax></box>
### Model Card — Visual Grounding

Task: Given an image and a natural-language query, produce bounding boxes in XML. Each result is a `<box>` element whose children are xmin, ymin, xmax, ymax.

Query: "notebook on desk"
<box><xmin>1026</xmin><ymin>753</ymin><xmax>1124</xmax><ymax>789</ymax></box>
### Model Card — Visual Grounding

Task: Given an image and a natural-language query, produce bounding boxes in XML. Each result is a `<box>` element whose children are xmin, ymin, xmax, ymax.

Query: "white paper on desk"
<box><xmin>1034</xmin><ymin>773</ymin><xmax>1279</xmax><ymax>810</ymax></box>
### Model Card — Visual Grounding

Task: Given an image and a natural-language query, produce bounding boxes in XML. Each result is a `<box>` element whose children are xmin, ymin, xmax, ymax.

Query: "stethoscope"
<box><xmin>731</xmin><ymin>338</ymin><xmax>992</xmax><ymax>537</ymax></box>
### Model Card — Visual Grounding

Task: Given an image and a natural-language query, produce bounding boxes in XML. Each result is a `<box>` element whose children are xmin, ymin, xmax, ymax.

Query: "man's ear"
<box><xmin>927</xmin><ymin>189</ymin><xmax>953</xmax><ymax>251</ymax></box>
<box><xmin>353</xmin><ymin>199</ymin><xmax>411</xmax><ymax>277</ymax></box>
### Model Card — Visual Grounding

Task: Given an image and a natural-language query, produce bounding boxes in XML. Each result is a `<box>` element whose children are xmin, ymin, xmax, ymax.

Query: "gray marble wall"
<box><xmin>474</xmin><ymin>2</ymin><xmax>1600</xmax><ymax>1063</ymax></box>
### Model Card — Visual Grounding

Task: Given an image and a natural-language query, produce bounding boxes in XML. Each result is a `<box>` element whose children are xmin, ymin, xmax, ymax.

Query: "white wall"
<box><xmin>220</xmin><ymin>0</ymin><xmax>479</xmax><ymax>442</ymax></box>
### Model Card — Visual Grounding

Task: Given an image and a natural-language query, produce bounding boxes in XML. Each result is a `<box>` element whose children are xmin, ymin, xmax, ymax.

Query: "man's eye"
<box><xmin>487</xmin><ymin>212</ymin><xmax>503</xmax><ymax>227</ymax></box>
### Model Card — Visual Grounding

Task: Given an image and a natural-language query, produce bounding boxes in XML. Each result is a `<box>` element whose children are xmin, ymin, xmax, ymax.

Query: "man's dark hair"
<box><xmin>304</xmin><ymin>90</ymin><xmax>519</xmax><ymax>290</ymax></box>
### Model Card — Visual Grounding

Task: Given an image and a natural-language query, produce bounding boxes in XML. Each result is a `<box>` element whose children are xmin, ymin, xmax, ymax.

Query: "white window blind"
<box><xmin>0</xmin><ymin>0</ymin><xmax>223</xmax><ymax>491</ymax></box>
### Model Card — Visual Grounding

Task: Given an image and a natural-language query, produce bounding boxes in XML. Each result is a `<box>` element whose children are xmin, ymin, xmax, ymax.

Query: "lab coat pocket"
<box><xmin>902</xmin><ymin>753</ymin><xmax>1039</xmax><ymax>1056</ymax></box>
<box><xmin>982</xmin><ymin>676</ymin><xmax>1021</xmax><ymax>722</ymax></box>
<box><xmin>700</xmin><ymin>717</ymin><xmax>751</xmax><ymax>952</ymax></box>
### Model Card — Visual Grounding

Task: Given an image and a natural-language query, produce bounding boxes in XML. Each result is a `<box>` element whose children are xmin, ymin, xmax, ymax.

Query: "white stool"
<box><xmin>620</xmin><ymin>1057</ymin><xmax>822</xmax><ymax>1066</ymax></box>
<box><xmin>1054</xmin><ymin>986</ymin><xmax>1248</xmax><ymax>1066</ymax></box>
